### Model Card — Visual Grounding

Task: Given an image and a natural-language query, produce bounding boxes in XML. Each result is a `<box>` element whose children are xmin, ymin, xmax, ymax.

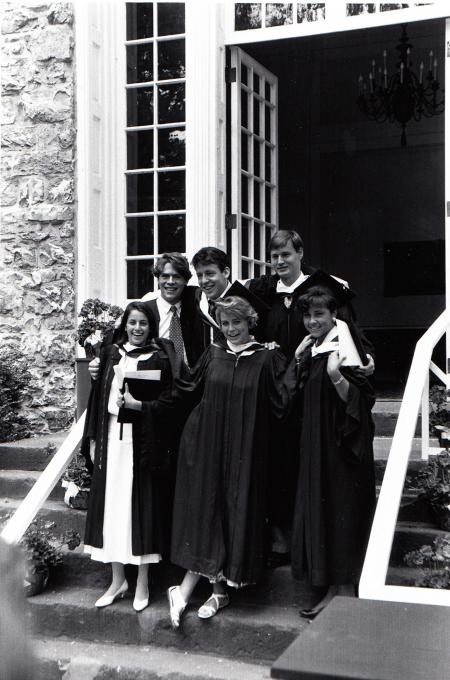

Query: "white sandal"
<box><xmin>167</xmin><ymin>585</ymin><xmax>186</xmax><ymax>629</ymax></box>
<box><xmin>198</xmin><ymin>592</ymin><xmax>229</xmax><ymax>619</ymax></box>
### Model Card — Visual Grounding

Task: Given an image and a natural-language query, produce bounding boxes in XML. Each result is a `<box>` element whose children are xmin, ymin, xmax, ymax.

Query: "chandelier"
<box><xmin>357</xmin><ymin>24</ymin><xmax>444</xmax><ymax>146</ymax></box>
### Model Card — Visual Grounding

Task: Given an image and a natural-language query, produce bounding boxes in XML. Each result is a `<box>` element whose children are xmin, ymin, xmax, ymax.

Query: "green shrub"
<box><xmin>0</xmin><ymin>348</ymin><xmax>32</xmax><ymax>442</ymax></box>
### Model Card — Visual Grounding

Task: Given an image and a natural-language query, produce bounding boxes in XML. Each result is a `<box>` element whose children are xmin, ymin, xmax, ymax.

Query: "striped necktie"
<box><xmin>208</xmin><ymin>300</ymin><xmax>222</xmax><ymax>342</ymax></box>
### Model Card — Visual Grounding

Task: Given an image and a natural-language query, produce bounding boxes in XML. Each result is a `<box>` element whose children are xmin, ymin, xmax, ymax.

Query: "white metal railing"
<box><xmin>421</xmin><ymin>361</ymin><xmax>450</xmax><ymax>459</ymax></box>
<box><xmin>359</xmin><ymin>309</ymin><xmax>450</xmax><ymax>606</ymax></box>
<box><xmin>0</xmin><ymin>413</ymin><xmax>86</xmax><ymax>545</ymax></box>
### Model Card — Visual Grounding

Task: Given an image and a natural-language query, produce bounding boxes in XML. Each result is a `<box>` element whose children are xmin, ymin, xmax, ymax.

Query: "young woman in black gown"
<box><xmin>290</xmin><ymin>284</ymin><xmax>376</xmax><ymax>618</ymax></box>
<box><xmin>82</xmin><ymin>301</ymin><xmax>184</xmax><ymax>612</ymax></box>
<box><xmin>167</xmin><ymin>293</ymin><xmax>295</xmax><ymax>626</ymax></box>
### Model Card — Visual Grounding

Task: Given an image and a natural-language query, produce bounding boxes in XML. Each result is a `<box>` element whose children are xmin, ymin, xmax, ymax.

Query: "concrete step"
<box><xmin>33</xmin><ymin>635</ymin><xmax>270</xmax><ymax>680</ymax></box>
<box><xmin>0</xmin><ymin>469</ymin><xmax>66</xmax><ymax>501</ymax></box>
<box><xmin>272</xmin><ymin>596</ymin><xmax>450</xmax><ymax>680</ymax></box>
<box><xmin>28</xmin><ymin>585</ymin><xmax>305</xmax><ymax>664</ymax></box>
<box><xmin>0</xmin><ymin>432</ymin><xmax>68</xmax><ymax>471</ymax></box>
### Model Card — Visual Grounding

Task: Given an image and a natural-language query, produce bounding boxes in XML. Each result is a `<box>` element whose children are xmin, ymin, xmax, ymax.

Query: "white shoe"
<box><xmin>133</xmin><ymin>591</ymin><xmax>149</xmax><ymax>612</ymax></box>
<box><xmin>198</xmin><ymin>592</ymin><xmax>229</xmax><ymax>619</ymax></box>
<box><xmin>167</xmin><ymin>585</ymin><xmax>186</xmax><ymax>629</ymax></box>
<box><xmin>95</xmin><ymin>580</ymin><xmax>128</xmax><ymax>608</ymax></box>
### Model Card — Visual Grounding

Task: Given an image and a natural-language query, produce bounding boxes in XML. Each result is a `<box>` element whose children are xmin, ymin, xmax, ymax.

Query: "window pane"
<box><xmin>266</xmin><ymin>3</ymin><xmax>293</xmax><ymax>27</ymax></box>
<box><xmin>158</xmin><ymin>83</ymin><xmax>185</xmax><ymax>122</ymax></box>
<box><xmin>254</xmin><ymin>262</ymin><xmax>261</xmax><ymax>277</ymax></box>
<box><xmin>127</xmin><ymin>216</ymin><xmax>154</xmax><ymax>255</ymax></box>
<box><xmin>127</xmin><ymin>87</ymin><xmax>153</xmax><ymax>126</ymax></box>
<box><xmin>241</xmin><ymin>63</ymin><xmax>248</xmax><ymax>86</ymax></box>
<box><xmin>254</xmin><ymin>222</ymin><xmax>261</xmax><ymax>260</ymax></box>
<box><xmin>242</xmin><ymin>217</ymin><xmax>249</xmax><ymax>257</ymax></box>
<box><xmin>265</xmin><ymin>188</ymin><xmax>272</xmax><ymax>221</ymax></box>
<box><xmin>158</xmin><ymin>214</ymin><xmax>186</xmax><ymax>252</ymax></box>
<box><xmin>241</xmin><ymin>132</ymin><xmax>248</xmax><ymax>172</ymax></box>
<box><xmin>127</xmin><ymin>259</ymin><xmax>154</xmax><ymax>298</ymax></box>
<box><xmin>265</xmin><ymin>226</ymin><xmax>273</xmax><ymax>259</ymax></box>
<box><xmin>265</xmin><ymin>81</ymin><xmax>271</xmax><ymax>103</ymax></box>
<box><xmin>126</xmin><ymin>174</ymin><xmax>154</xmax><ymax>213</ymax></box>
<box><xmin>265</xmin><ymin>143</ymin><xmax>272</xmax><ymax>182</ymax></box>
<box><xmin>253</xmin><ymin>72</ymin><xmax>260</xmax><ymax>95</ymax></box>
<box><xmin>254</xmin><ymin>181</ymin><xmax>260</xmax><ymax>219</ymax></box>
<box><xmin>241</xmin><ymin>88</ymin><xmax>248</xmax><ymax>129</ymax></box>
<box><xmin>254</xmin><ymin>138</ymin><xmax>260</xmax><ymax>178</ymax></box>
<box><xmin>158</xmin><ymin>170</ymin><xmax>185</xmax><ymax>210</ymax></box>
<box><xmin>126</xmin><ymin>3</ymin><xmax>153</xmax><ymax>40</ymax></box>
<box><xmin>127</xmin><ymin>44</ymin><xmax>153</xmax><ymax>84</ymax></box>
<box><xmin>158</xmin><ymin>128</ymin><xmax>185</xmax><ymax>167</ymax></box>
<box><xmin>158</xmin><ymin>39</ymin><xmax>185</xmax><ymax>80</ymax></box>
<box><xmin>158</xmin><ymin>2</ymin><xmax>185</xmax><ymax>36</ymax></box>
<box><xmin>253</xmin><ymin>98</ymin><xmax>260</xmax><ymax>136</ymax></box>
<box><xmin>242</xmin><ymin>260</ymin><xmax>249</xmax><ymax>278</ymax></box>
<box><xmin>241</xmin><ymin>175</ymin><xmax>248</xmax><ymax>214</ymax></box>
<box><xmin>235</xmin><ymin>3</ymin><xmax>262</xmax><ymax>30</ymax></box>
<box><xmin>127</xmin><ymin>130</ymin><xmax>153</xmax><ymax>170</ymax></box>
<box><xmin>265</xmin><ymin>106</ymin><xmax>273</xmax><ymax>142</ymax></box>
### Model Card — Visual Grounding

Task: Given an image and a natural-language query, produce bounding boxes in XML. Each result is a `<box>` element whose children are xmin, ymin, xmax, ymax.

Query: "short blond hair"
<box><xmin>214</xmin><ymin>296</ymin><xmax>258</xmax><ymax>329</ymax></box>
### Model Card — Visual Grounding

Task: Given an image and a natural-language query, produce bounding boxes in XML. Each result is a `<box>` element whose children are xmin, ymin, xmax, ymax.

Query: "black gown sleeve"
<box><xmin>336</xmin><ymin>368</ymin><xmax>375</xmax><ymax>463</ymax></box>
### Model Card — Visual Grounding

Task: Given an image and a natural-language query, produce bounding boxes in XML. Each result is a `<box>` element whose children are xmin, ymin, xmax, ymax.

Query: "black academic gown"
<box><xmin>170</xmin><ymin>343</ymin><xmax>294</xmax><ymax>586</ymax></box>
<box><xmin>291</xmin><ymin>351</ymin><xmax>376</xmax><ymax>586</ymax></box>
<box><xmin>81</xmin><ymin>338</ymin><xmax>186</xmax><ymax>558</ymax></box>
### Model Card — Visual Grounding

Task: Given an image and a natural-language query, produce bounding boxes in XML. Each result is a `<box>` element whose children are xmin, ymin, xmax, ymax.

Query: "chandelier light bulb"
<box><xmin>356</xmin><ymin>24</ymin><xmax>444</xmax><ymax>147</ymax></box>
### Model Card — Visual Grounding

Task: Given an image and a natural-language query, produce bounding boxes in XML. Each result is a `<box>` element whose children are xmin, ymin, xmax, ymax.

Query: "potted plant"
<box><xmin>76</xmin><ymin>298</ymin><xmax>123</xmax><ymax>416</ymax></box>
<box><xmin>61</xmin><ymin>452</ymin><xmax>91</xmax><ymax>510</ymax></box>
<box><xmin>20</xmin><ymin>519</ymin><xmax>81</xmax><ymax>596</ymax></box>
<box><xmin>415</xmin><ymin>450</ymin><xmax>450</xmax><ymax>531</ymax></box>
<box><xmin>404</xmin><ymin>534</ymin><xmax>450</xmax><ymax>589</ymax></box>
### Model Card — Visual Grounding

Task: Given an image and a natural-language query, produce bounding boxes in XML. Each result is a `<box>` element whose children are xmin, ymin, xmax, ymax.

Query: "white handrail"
<box><xmin>0</xmin><ymin>412</ymin><xmax>86</xmax><ymax>546</ymax></box>
<box><xmin>359</xmin><ymin>309</ymin><xmax>450</xmax><ymax>606</ymax></box>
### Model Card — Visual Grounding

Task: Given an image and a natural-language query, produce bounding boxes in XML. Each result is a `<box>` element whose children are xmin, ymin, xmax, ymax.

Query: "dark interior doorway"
<box><xmin>237</xmin><ymin>18</ymin><xmax>446</xmax><ymax>394</ymax></box>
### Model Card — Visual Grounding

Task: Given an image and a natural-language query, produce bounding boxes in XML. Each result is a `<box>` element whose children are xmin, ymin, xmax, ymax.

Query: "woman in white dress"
<box><xmin>81</xmin><ymin>301</ymin><xmax>184</xmax><ymax>612</ymax></box>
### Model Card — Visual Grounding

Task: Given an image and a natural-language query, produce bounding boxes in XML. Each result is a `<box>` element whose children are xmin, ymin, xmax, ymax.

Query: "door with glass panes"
<box><xmin>229</xmin><ymin>47</ymin><xmax>278</xmax><ymax>280</ymax></box>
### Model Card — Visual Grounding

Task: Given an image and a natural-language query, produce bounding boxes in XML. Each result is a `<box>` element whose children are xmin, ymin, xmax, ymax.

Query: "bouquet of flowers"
<box><xmin>77</xmin><ymin>298</ymin><xmax>123</xmax><ymax>358</ymax></box>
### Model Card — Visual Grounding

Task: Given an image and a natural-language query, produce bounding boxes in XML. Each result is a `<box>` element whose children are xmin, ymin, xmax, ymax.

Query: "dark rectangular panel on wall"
<box><xmin>384</xmin><ymin>239</ymin><xmax>445</xmax><ymax>296</ymax></box>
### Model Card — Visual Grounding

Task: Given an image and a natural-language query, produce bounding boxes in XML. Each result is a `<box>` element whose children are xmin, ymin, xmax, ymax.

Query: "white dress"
<box><xmin>84</xmin><ymin>345</ymin><xmax>162</xmax><ymax>565</ymax></box>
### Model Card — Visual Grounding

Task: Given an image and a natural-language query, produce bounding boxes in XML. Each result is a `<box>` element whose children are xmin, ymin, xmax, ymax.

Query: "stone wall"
<box><xmin>0</xmin><ymin>2</ymin><xmax>76</xmax><ymax>434</ymax></box>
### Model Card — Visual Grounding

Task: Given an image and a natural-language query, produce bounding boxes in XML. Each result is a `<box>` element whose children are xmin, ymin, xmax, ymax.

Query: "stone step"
<box><xmin>28</xmin><ymin>585</ymin><xmax>305</xmax><ymax>664</ymax></box>
<box><xmin>50</xmin><ymin>550</ymin><xmax>316</xmax><ymax>610</ymax></box>
<box><xmin>0</xmin><ymin>432</ymin><xmax>68</xmax><ymax>471</ymax></box>
<box><xmin>386</xmin><ymin>565</ymin><xmax>423</xmax><ymax>587</ymax></box>
<box><xmin>372</xmin><ymin>400</ymin><xmax>416</xmax><ymax>437</ymax></box>
<box><xmin>0</xmin><ymin>498</ymin><xmax>87</xmax><ymax>536</ymax></box>
<box><xmin>372</xmin><ymin>436</ymin><xmax>439</xmax><ymax>462</ymax></box>
<box><xmin>33</xmin><ymin>635</ymin><xmax>270</xmax><ymax>680</ymax></box>
<box><xmin>0</xmin><ymin>469</ymin><xmax>66</xmax><ymax>501</ymax></box>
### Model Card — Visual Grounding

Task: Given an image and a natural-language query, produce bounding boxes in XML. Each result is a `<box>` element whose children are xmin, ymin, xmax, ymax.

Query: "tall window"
<box><xmin>125</xmin><ymin>2</ymin><xmax>186</xmax><ymax>297</ymax></box>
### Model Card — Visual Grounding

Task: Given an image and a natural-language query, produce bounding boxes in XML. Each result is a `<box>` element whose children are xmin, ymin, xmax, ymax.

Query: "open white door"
<box><xmin>230</xmin><ymin>47</ymin><xmax>278</xmax><ymax>279</ymax></box>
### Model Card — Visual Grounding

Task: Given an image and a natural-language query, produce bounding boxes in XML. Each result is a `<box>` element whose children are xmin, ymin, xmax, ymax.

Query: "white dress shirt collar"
<box><xmin>276</xmin><ymin>271</ymin><xmax>309</xmax><ymax>294</ymax></box>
